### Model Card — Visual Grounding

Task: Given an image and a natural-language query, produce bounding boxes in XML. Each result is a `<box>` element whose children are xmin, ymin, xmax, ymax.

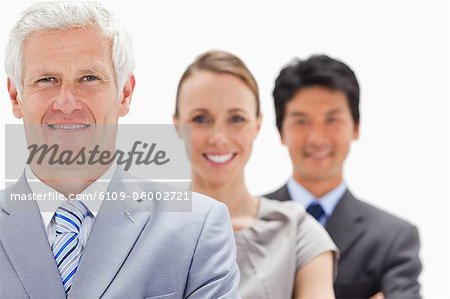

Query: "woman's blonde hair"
<box><xmin>175</xmin><ymin>50</ymin><xmax>259</xmax><ymax>117</ymax></box>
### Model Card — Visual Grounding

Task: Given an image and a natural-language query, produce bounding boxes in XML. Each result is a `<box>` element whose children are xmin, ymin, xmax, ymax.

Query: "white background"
<box><xmin>0</xmin><ymin>1</ymin><xmax>448</xmax><ymax>298</ymax></box>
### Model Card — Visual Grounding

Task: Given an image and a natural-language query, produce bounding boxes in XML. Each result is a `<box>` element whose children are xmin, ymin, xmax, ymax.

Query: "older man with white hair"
<box><xmin>0</xmin><ymin>2</ymin><xmax>240</xmax><ymax>298</ymax></box>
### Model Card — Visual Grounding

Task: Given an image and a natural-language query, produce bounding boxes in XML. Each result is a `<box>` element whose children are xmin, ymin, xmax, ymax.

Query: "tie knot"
<box><xmin>54</xmin><ymin>200</ymin><xmax>89</xmax><ymax>233</ymax></box>
<box><xmin>306</xmin><ymin>202</ymin><xmax>325</xmax><ymax>222</ymax></box>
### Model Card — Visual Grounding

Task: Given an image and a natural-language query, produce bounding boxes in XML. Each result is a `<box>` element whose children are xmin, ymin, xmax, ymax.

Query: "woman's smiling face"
<box><xmin>175</xmin><ymin>70</ymin><xmax>261</xmax><ymax>188</ymax></box>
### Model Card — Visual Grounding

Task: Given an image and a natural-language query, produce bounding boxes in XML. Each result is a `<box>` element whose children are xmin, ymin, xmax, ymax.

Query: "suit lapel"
<box><xmin>69</xmin><ymin>170</ymin><xmax>151</xmax><ymax>299</ymax></box>
<box><xmin>325</xmin><ymin>190</ymin><xmax>365</xmax><ymax>258</ymax></box>
<box><xmin>271</xmin><ymin>183</ymin><xmax>366</xmax><ymax>258</ymax></box>
<box><xmin>0</xmin><ymin>175</ymin><xmax>66</xmax><ymax>298</ymax></box>
<box><xmin>265</xmin><ymin>184</ymin><xmax>292</xmax><ymax>201</ymax></box>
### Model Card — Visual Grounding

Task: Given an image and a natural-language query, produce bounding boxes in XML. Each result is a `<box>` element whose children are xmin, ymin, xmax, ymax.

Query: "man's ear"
<box><xmin>353</xmin><ymin>122</ymin><xmax>360</xmax><ymax>140</ymax></box>
<box><xmin>280</xmin><ymin>131</ymin><xmax>286</xmax><ymax>145</ymax></box>
<box><xmin>118</xmin><ymin>74</ymin><xmax>136</xmax><ymax>117</ymax></box>
<box><xmin>278</xmin><ymin>124</ymin><xmax>287</xmax><ymax>145</ymax></box>
<box><xmin>7</xmin><ymin>78</ymin><xmax>23</xmax><ymax>119</ymax></box>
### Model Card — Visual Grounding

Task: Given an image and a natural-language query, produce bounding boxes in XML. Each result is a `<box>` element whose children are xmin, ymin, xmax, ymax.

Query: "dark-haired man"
<box><xmin>265</xmin><ymin>55</ymin><xmax>422</xmax><ymax>299</ymax></box>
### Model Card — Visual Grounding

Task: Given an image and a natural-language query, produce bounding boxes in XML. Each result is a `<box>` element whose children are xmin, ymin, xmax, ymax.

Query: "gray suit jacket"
<box><xmin>265</xmin><ymin>185</ymin><xmax>422</xmax><ymax>299</ymax></box>
<box><xmin>0</xmin><ymin>170</ymin><xmax>240</xmax><ymax>299</ymax></box>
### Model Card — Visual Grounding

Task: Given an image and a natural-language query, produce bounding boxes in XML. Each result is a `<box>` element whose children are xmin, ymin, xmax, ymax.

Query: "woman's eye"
<box><xmin>230</xmin><ymin>115</ymin><xmax>245</xmax><ymax>123</ymax></box>
<box><xmin>192</xmin><ymin>115</ymin><xmax>209</xmax><ymax>124</ymax></box>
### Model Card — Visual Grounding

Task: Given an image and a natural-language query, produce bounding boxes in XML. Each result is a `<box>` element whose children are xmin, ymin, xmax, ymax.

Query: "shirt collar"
<box><xmin>25</xmin><ymin>164</ymin><xmax>116</xmax><ymax>227</ymax></box>
<box><xmin>287</xmin><ymin>178</ymin><xmax>347</xmax><ymax>217</ymax></box>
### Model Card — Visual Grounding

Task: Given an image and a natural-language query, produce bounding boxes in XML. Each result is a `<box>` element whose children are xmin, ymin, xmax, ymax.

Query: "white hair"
<box><xmin>4</xmin><ymin>1</ymin><xmax>135</xmax><ymax>97</ymax></box>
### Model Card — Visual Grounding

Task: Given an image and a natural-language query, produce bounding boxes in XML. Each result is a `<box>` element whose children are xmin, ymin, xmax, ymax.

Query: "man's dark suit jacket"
<box><xmin>265</xmin><ymin>184</ymin><xmax>422</xmax><ymax>299</ymax></box>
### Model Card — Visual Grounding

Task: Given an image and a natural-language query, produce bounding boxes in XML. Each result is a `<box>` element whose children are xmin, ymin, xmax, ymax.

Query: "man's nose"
<box><xmin>306</xmin><ymin>123</ymin><xmax>328</xmax><ymax>145</ymax></box>
<box><xmin>52</xmin><ymin>83</ymin><xmax>82</xmax><ymax>114</ymax></box>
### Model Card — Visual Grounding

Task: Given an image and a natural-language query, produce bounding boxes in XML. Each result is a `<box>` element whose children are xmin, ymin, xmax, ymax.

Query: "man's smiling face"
<box><xmin>8</xmin><ymin>25</ymin><xmax>134</xmax><ymax>153</ymax></box>
<box><xmin>281</xmin><ymin>86</ymin><xmax>359</xmax><ymax>186</ymax></box>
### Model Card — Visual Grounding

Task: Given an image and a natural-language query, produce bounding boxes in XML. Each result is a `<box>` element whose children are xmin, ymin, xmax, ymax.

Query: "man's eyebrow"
<box><xmin>77</xmin><ymin>64</ymin><xmax>111</xmax><ymax>74</ymax></box>
<box><xmin>287</xmin><ymin>111</ymin><xmax>308</xmax><ymax>117</ymax></box>
<box><xmin>23</xmin><ymin>70</ymin><xmax>60</xmax><ymax>84</ymax></box>
<box><xmin>26</xmin><ymin>68</ymin><xmax>60</xmax><ymax>77</ymax></box>
<box><xmin>326</xmin><ymin>108</ymin><xmax>344</xmax><ymax>116</ymax></box>
<box><xmin>78</xmin><ymin>68</ymin><xmax>113</xmax><ymax>81</ymax></box>
<box><xmin>26</xmin><ymin>64</ymin><xmax>110</xmax><ymax>75</ymax></box>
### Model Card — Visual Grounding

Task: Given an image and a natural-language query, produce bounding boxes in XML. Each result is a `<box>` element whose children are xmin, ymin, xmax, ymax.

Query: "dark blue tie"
<box><xmin>306</xmin><ymin>202</ymin><xmax>325</xmax><ymax>222</ymax></box>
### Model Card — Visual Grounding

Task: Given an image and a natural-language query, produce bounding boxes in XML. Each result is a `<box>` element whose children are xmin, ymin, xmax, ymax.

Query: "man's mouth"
<box><xmin>48</xmin><ymin>124</ymin><xmax>90</xmax><ymax>130</ymax></box>
<box><xmin>304</xmin><ymin>151</ymin><xmax>332</xmax><ymax>160</ymax></box>
<box><xmin>203</xmin><ymin>153</ymin><xmax>237</xmax><ymax>164</ymax></box>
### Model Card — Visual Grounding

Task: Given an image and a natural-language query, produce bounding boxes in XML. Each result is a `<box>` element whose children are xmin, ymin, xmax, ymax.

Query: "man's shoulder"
<box><xmin>190</xmin><ymin>191</ymin><xmax>226</xmax><ymax>215</ymax></box>
<box><xmin>0</xmin><ymin>184</ymin><xmax>18</xmax><ymax>214</ymax></box>
<box><xmin>350</xmin><ymin>194</ymin><xmax>417</xmax><ymax>230</ymax></box>
<box><xmin>115</xmin><ymin>169</ymin><xmax>224</xmax><ymax>216</ymax></box>
<box><xmin>263</xmin><ymin>183</ymin><xmax>290</xmax><ymax>201</ymax></box>
<box><xmin>0</xmin><ymin>188</ymin><xmax>5</xmax><ymax>211</ymax></box>
<box><xmin>136</xmin><ymin>180</ymin><xmax>225</xmax><ymax>216</ymax></box>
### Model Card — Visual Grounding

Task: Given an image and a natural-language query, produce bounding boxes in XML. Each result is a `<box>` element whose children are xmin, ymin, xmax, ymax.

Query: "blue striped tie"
<box><xmin>52</xmin><ymin>200</ymin><xmax>89</xmax><ymax>294</ymax></box>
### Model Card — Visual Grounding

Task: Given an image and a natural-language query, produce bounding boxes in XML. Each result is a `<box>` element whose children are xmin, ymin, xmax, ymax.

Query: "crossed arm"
<box><xmin>293</xmin><ymin>251</ymin><xmax>335</xmax><ymax>299</ymax></box>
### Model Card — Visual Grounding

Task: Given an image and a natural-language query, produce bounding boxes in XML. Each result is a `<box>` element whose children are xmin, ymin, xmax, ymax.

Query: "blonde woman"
<box><xmin>174</xmin><ymin>50</ymin><xmax>338</xmax><ymax>299</ymax></box>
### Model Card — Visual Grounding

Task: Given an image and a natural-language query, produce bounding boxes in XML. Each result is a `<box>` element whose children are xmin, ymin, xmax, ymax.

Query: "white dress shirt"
<box><xmin>287</xmin><ymin>178</ymin><xmax>347</xmax><ymax>226</ymax></box>
<box><xmin>25</xmin><ymin>165</ymin><xmax>116</xmax><ymax>248</ymax></box>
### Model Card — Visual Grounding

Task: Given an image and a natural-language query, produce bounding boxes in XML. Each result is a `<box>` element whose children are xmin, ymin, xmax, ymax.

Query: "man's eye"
<box><xmin>82</xmin><ymin>75</ymin><xmax>100</xmax><ymax>82</ymax></box>
<box><xmin>36</xmin><ymin>77</ymin><xmax>56</xmax><ymax>84</ymax></box>
<box><xmin>192</xmin><ymin>115</ymin><xmax>209</xmax><ymax>124</ymax></box>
